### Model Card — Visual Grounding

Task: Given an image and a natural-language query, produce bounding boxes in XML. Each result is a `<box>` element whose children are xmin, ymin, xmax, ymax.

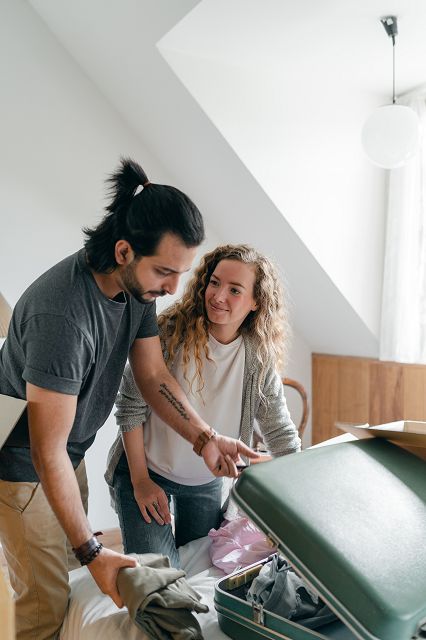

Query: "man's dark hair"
<box><xmin>83</xmin><ymin>158</ymin><xmax>205</xmax><ymax>272</ymax></box>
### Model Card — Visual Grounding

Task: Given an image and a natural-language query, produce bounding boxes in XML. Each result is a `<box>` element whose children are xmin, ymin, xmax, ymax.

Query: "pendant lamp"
<box><xmin>362</xmin><ymin>16</ymin><xmax>420</xmax><ymax>169</ymax></box>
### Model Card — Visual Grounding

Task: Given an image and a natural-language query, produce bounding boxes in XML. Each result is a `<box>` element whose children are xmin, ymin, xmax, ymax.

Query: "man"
<box><xmin>0</xmin><ymin>158</ymin><xmax>257</xmax><ymax>639</ymax></box>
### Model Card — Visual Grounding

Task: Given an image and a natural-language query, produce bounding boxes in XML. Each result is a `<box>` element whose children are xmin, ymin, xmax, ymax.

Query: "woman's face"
<box><xmin>204</xmin><ymin>259</ymin><xmax>258</xmax><ymax>343</ymax></box>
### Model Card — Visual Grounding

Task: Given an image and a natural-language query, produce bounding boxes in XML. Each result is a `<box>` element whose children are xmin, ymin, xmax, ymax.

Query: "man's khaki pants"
<box><xmin>0</xmin><ymin>461</ymin><xmax>89</xmax><ymax>640</ymax></box>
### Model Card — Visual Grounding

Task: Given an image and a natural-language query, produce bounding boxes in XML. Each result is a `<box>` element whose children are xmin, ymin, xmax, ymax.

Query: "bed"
<box><xmin>60</xmin><ymin>534</ymin><xmax>229</xmax><ymax>640</ymax></box>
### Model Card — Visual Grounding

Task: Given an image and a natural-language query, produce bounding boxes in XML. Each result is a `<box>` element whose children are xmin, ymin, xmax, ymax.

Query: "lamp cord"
<box><xmin>392</xmin><ymin>34</ymin><xmax>396</xmax><ymax>104</ymax></box>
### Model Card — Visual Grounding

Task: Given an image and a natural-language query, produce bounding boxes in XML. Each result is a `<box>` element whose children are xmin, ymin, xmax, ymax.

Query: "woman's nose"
<box><xmin>213</xmin><ymin>287</ymin><xmax>226</xmax><ymax>302</ymax></box>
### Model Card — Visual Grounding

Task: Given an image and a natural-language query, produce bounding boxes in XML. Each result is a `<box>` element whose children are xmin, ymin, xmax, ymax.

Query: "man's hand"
<box><xmin>87</xmin><ymin>547</ymin><xmax>138</xmax><ymax>608</ymax></box>
<box><xmin>133</xmin><ymin>478</ymin><xmax>171</xmax><ymax>525</ymax></box>
<box><xmin>202</xmin><ymin>435</ymin><xmax>260</xmax><ymax>477</ymax></box>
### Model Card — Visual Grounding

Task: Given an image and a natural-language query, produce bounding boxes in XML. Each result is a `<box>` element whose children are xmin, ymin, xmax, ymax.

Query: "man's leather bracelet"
<box><xmin>193</xmin><ymin>428</ymin><xmax>217</xmax><ymax>456</ymax></box>
<box><xmin>72</xmin><ymin>531</ymin><xmax>104</xmax><ymax>566</ymax></box>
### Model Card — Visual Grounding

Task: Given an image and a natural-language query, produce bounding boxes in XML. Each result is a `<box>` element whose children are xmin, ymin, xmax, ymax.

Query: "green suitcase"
<box><xmin>214</xmin><ymin>438</ymin><xmax>426</xmax><ymax>639</ymax></box>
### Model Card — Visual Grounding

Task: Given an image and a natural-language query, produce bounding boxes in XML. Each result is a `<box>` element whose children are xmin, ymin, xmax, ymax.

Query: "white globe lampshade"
<box><xmin>361</xmin><ymin>104</ymin><xmax>420</xmax><ymax>169</ymax></box>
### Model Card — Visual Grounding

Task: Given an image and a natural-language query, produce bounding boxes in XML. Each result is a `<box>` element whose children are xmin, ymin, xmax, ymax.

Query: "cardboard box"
<box><xmin>337</xmin><ymin>421</ymin><xmax>426</xmax><ymax>461</ymax></box>
<box><xmin>0</xmin><ymin>393</ymin><xmax>27</xmax><ymax>450</ymax></box>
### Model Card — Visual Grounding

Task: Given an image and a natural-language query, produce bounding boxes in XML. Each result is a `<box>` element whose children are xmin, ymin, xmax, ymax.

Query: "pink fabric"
<box><xmin>208</xmin><ymin>517</ymin><xmax>276</xmax><ymax>573</ymax></box>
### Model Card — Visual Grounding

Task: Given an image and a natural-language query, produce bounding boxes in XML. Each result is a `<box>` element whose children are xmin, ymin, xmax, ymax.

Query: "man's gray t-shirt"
<box><xmin>0</xmin><ymin>249</ymin><xmax>158</xmax><ymax>482</ymax></box>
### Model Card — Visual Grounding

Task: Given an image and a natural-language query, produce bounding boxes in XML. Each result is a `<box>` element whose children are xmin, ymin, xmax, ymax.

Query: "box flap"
<box><xmin>0</xmin><ymin>394</ymin><xmax>27</xmax><ymax>450</ymax></box>
<box><xmin>232</xmin><ymin>439</ymin><xmax>426</xmax><ymax>640</ymax></box>
<box><xmin>337</xmin><ymin>421</ymin><xmax>426</xmax><ymax>461</ymax></box>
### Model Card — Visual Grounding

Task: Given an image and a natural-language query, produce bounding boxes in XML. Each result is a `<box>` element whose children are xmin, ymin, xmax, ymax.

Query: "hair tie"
<box><xmin>134</xmin><ymin>181</ymin><xmax>151</xmax><ymax>196</ymax></box>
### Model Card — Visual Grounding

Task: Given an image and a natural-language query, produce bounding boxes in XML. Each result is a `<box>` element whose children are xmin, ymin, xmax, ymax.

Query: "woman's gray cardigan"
<box><xmin>105</xmin><ymin>333</ymin><xmax>301</xmax><ymax>487</ymax></box>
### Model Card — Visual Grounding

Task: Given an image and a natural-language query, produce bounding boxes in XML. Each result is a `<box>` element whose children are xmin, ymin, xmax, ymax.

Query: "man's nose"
<box><xmin>163</xmin><ymin>273</ymin><xmax>180</xmax><ymax>295</ymax></box>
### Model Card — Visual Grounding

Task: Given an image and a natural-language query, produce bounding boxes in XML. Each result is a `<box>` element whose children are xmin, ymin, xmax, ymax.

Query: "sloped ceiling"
<box><xmin>28</xmin><ymin>0</ymin><xmax>426</xmax><ymax>356</ymax></box>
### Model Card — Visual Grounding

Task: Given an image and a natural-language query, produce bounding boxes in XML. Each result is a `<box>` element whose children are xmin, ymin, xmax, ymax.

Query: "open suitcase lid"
<box><xmin>231</xmin><ymin>438</ymin><xmax>426</xmax><ymax>640</ymax></box>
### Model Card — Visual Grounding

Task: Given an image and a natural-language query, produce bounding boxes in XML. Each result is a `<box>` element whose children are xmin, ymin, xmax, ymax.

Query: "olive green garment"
<box><xmin>117</xmin><ymin>553</ymin><xmax>209</xmax><ymax>640</ymax></box>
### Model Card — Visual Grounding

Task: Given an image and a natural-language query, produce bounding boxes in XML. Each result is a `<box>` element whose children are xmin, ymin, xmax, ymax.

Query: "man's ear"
<box><xmin>115</xmin><ymin>240</ymin><xmax>133</xmax><ymax>266</ymax></box>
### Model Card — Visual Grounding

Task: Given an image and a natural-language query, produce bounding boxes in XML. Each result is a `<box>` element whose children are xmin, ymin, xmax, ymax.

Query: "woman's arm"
<box><xmin>256</xmin><ymin>368</ymin><xmax>302</xmax><ymax>457</ymax></box>
<box><xmin>122</xmin><ymin>427</ymin><xmax>171</xmax><ymax>525</ymax></box>
<box><xmin>115</xmin><ymin>363</ymin><xmax>152</xmax><ymax>432</ymax></box>
<box><xmin>130</xmin><ymin>336</ymin><xmax>259</xmax><ymax>476</ymax></box>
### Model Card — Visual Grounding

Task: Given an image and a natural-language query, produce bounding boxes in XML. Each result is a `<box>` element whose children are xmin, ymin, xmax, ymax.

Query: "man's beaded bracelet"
<box><xmin>72</xmin><ymin>531</ymin><xmax>104</xmax><ymax>566</ymax></box>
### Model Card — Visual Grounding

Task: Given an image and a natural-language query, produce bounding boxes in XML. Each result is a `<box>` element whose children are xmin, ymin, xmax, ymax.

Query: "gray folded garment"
<box><xmin>117</xmin><ymin>553</ymin><xmax>209</xmax><ymax>640</ymax></box>
<box><xmin>247</xmin><ymin>555</ymin><xmax>337</xmax><ymax>630</ymax></box>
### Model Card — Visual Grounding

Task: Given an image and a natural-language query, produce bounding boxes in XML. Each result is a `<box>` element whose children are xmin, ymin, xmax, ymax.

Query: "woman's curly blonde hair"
<box><xmin>158</xmin><ymin>244</ymin><xmax>290</xmax><ymax>397</ymax></box>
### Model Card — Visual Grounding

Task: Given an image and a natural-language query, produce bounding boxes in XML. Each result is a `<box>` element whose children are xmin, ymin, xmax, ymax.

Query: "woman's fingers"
<box><xmin>135</xmin><ymin>481</ymin><xmax>170</xmax><ymax>525</ymax></box>
<box><xmin>157</xmin><ymin>492</ymin><xmax>171</xmax><ymax>524</ymax></box>
<box><xmin>139</xmin><ymin>503</ymin><xmax>152</xmax><ymax>524</ymax></box>
<box><xmin>147</xmin><ymin>501</ymin><xmax>165</xmax><ymax>526</ymax></box>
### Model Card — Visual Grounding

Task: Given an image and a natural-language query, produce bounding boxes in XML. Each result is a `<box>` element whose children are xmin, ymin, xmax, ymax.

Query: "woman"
<box><xmin>105</xmin><ymin>244</ymin><xmax>300</xmax><ymax>568</ymax></box>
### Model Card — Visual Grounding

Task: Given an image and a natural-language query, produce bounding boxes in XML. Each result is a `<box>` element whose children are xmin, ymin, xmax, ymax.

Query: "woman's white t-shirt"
<box><xmin>144</xmin><ymin>334</ymin><xmax>245</xmax><ymax>485</ymax></box>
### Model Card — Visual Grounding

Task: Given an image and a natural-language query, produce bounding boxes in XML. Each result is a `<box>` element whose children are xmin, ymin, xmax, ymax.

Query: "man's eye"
<box><xmin>156</xmin><ymin>269</ymin><xmax>169</xmax><ymax>276</ymax></box>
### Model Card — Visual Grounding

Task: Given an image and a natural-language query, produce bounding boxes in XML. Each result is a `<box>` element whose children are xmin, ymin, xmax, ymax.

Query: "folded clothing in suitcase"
<box><xmin>216</xmin><ymin>552</ymin><xmax>348</xmax><ymax>639</ymax></box>
<box><xmin>214</xmin><ymin>438</ymin><xmax>426</xmax><ymax>640</ymax></box>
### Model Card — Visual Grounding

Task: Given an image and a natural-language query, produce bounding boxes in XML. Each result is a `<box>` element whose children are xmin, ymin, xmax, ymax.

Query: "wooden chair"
<box><xmin>282</xmin><ymin>377</ymin><xmax>309</xmax><ymax>441</ymax></box>
<box><xmin>253</xmin><ymin>377</ymin><xmax>309</xmax><ymax>451</ymax></box>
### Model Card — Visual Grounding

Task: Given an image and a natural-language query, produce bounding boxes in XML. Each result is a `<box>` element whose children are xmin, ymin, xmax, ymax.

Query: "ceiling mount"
<box><xmin>380</xmin><ymin>15</ymin><xmax>398</xmax><ymax>40</ymax></box>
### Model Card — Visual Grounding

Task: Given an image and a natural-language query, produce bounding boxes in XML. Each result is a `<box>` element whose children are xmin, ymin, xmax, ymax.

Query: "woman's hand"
<box><xmin>202</xmin><ymin>434</ymin><xmax>260</xmax><ymax>477</ymax></box>
<box><xmin>133</xmin><ymin>478</ymin><xmax>171</xmax><ymax>525</ymax></box>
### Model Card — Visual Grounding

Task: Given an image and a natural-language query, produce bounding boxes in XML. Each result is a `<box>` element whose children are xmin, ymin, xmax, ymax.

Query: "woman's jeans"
<box><xmin>113</xmin><ymin>453</ymin><xmax>223</xmax><ymax>568</ymax></box>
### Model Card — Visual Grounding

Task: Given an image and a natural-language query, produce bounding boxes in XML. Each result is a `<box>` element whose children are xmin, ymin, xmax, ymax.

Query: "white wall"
<box><xmin>26</xmin><ymin>0</ymin><xmax>380</xmax><ymax>360</ymax></box>
<box><xmin>284</xmin><ymin>332</ymin><xmax>312</xmax><ymax>448</ymax></box>
<box><xmin>158</xmin><ymin>0</ymin><xmax>387</xmax><ymax>339</ymax></box>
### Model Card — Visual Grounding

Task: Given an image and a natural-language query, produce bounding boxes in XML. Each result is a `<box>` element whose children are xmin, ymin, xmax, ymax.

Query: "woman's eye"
<box><xmin>230</xmin><ymin>288</ymin><xmax>241</xmax><ymax>295</ymax></box>
<box><xmin>210</xmin><ymin>279</ymin><xmax>219</xmax><ymax>287</ymax></box>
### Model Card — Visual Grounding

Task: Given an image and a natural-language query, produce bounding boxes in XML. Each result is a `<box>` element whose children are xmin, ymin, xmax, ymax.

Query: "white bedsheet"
<box><xmin>60</xmin><ymin>536</ymin><xmax>230</xmax><ymax>640</ymax></box>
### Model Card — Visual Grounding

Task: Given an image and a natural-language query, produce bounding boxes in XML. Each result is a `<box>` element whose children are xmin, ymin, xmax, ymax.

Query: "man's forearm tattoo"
<box><xmin>159</xmin><ymin>383</ymin><xmax>190</xmax><ymax>421</ymax></box>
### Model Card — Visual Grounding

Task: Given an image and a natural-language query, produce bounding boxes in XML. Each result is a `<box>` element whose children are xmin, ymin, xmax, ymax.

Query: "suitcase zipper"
<box><xmin>267</xmin><ymin>531</ymin><xmax>281</xmax><ymax>548</ymax></box>
<box><xmin>252</xmin><ymin>602</ymin><xmax>265</xmax><ymax>625</ymax></box>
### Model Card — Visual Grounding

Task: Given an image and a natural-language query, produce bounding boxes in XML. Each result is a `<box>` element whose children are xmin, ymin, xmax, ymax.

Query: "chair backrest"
<box><xmin>282</xmin><ymin>377</ymin><xmax>309</xmax><ymax>441</ymax></box>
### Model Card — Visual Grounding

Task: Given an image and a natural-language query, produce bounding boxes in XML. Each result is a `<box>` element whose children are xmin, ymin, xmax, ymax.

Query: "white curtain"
<box><xmin>380</xmin><ymin>94</ymin><xmax>426</xmax><ymax>363</ymax></box>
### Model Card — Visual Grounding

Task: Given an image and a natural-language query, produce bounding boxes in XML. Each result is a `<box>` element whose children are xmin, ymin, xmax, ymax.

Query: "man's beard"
<box><xmin>121</xmin><ymin>262</ymin><xmax>166</xmax><ymax>305</ymax></box>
